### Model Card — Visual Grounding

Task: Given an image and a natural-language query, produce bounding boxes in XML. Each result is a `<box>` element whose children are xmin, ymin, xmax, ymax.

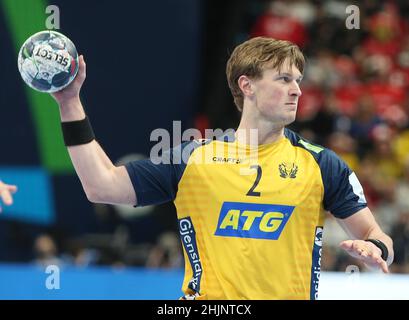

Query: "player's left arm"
<box><xmin>336</xmin><ymin>207</ymin><xmax>394</xmax><ymax>273</ymax></box>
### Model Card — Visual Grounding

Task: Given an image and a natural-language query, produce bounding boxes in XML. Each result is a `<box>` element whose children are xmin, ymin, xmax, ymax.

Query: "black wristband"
<box><xmin>366</xmin><ymin>239</ymin><xmax>388</xmax><ymax>261</ymax></box>
<box><xmin>61</xmin><ymin>116</ymin><xmax>95</xmax><ymax>146</ymax></box>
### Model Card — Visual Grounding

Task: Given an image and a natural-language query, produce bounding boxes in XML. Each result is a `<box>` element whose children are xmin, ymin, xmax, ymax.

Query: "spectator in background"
<box><xmin>396</xmin><ymin>158</ymin><xmax>409</xmax><ymax>211</ymax></box>
<box><xmin>390</xmin><ymin>157</ymin><xmax>409</xmax><ymax>272</ymax></box>
<box><xmin>0</xmin><ymin>180</ymin><xmax>17</xmax><ymax>213</ymax></box>
<box><xmin>394</xmin><ymin>119</ymin><xmax>409</xmax><ymax>166</ymax></box>
<box><xmin>32</xmin><ymin>234</ymin><xmax>62</xmax><ymax>267</ymax></box>
<box><xmin>146</xmin><ymin>232</ymin><xmax>183</xmax><ymax>269</ymax></box>
<box><xmin>326</xmin><ymin>131</ymin><xmax>359</xmax><ymax>172</ymax></box>
<box><xmin>251</xmin><ymin>0</ymin><xmax>309</xmax><ymax>48</ymax></box>
<box><xmin>348</xmin><ymin>95</ymin><xmax>384</xmax><ymax>156</ymax></box>
<box><xmin>372</xmin><ymin>178</ymin><xmax>401</xmax><ymax>235</ymax></box>
<box><xmin>390</xmin><ymin>212</ymin><xmax>409</xmax><ymax>273</ymax></box>
<box><xmin>62</xmin><ymin>237</ymin><xmax>100</xmax><ymax>267</ymax></box>
<box><xmin>361</xmin><ymin>4</ymin><xmax>406</xmax><ymax>59</ymax></box>
<box><xmin>370</xmin><ymin>124</ymin><xmax>403</xmax><ymax>179</ymax></box>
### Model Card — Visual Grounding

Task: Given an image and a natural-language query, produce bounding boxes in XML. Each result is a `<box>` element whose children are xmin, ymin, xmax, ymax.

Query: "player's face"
<box><xmin>251</xmin><ymin>59</ymin><xmax>302</xmax><ymax>126</ymax></box>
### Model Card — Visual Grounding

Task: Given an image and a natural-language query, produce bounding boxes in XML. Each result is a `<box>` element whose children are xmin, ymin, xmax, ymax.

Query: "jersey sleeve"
<box><xmin>124</xmin><ymin>140</ymin><xmax>202</xmax><ymax>207</ymax></box>
<box><xmin>318</xmin><ymin>149</ymin><xmax>367</xmax><ymax>219</ymax></box>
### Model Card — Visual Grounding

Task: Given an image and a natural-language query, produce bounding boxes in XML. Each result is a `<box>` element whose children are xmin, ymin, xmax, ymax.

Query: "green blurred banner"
<box><xmin>2</xmin><ymin>0</ymin><xmax>73</xmax><ymax>173</ymax></box>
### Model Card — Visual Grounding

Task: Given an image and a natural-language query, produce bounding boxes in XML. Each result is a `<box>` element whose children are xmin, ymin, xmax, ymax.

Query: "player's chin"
<box><xmin>264</xmin><ymin>111</ymin><xmax>296</xmax><ymax>126</ymax></box>
<box><xmin>281</xmin><ymin>113</ymin><xmax>297</xmax><ymax>126</ymax></box>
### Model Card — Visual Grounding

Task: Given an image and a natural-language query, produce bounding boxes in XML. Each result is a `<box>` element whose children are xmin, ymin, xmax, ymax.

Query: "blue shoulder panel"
<box><xmin>125</xmin><ymin>140</ymin><xmax>210</xmax><ymax>207</ymax></box>
<box><xmin>284</xmin><ymin>129</ymin><xmax>367</xmax><ymax>219</ymax></box>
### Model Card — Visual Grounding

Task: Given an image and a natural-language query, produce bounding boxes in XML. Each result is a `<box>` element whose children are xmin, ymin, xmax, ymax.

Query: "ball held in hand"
<box><xmin>17</xmin><ymin>30</ymin><xmax>79</xmax><ymax>93</ymax></box>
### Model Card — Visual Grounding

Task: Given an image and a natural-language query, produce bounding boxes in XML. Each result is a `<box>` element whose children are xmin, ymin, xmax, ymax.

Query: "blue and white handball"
<box><xmin>17</xmin><ymin>30</ymin><xmax>79</xmax><ymax>93</ymax></box>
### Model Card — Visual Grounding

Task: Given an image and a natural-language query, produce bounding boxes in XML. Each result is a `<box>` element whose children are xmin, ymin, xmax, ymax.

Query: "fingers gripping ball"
<box><xmin>17</xmin><ymin>30</ymin><xmax>79</xmax><ymax>93</ymax></box>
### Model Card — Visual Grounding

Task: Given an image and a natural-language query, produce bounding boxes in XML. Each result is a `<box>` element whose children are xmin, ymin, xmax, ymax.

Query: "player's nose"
<box><xmin>289</xmin><ymin>81</ymin><xmax>302</xmax><ymax>97</ymax></box>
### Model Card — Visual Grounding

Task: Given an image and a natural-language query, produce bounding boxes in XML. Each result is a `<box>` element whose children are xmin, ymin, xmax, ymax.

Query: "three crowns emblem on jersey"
<box><xmin>278</xmin><ymin>162</ymin><xmax>298</xmax><ymax>179</ymax></box>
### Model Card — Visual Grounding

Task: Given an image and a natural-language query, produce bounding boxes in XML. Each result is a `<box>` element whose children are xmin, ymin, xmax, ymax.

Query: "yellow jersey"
<box><xmin>125</xmin><ymin>128</ymin><xmax>367</xmax><ymax>299</ymax></box>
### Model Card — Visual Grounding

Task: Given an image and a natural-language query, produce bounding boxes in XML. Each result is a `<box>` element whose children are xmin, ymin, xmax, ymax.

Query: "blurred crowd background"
<box><xmin>1</xmin><ymin>0</ymin><xmax>408</xmax><ymax>275</ymax></box>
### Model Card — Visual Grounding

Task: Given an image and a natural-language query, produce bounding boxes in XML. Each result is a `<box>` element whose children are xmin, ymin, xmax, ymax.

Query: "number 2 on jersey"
<box><xmin>246</xmin><ymin>165</ymin><xmax>262</xmax><ymax>197</ymax></box>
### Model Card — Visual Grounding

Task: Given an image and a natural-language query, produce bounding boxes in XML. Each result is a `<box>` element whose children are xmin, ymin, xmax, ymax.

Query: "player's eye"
<box><xmin>279</xmin><ymin>76</ymin><xmax>292</xmax><ymax>83</ymax></box>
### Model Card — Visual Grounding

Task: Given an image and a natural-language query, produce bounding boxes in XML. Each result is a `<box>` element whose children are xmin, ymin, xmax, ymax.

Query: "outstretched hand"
<box><xmin>51</xmin><ymin>55</ymin><xmax>86</xmax><ymax>105</ymax></box>
<box><xmin>0</xmin><ymin>181</ymin><xmax>18</xmax><ymax>213</ymax></box>
<box><xmin>340</xmin><ymin>239</ymin><xmax>389</xmax><ymax>273</ymax></box>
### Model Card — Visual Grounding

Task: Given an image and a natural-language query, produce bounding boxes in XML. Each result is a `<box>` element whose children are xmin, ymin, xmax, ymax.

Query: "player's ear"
<box><xmin>238</xmin><ymin>75</ymin><xmax>254</xmax><ymax>98</ymax></box>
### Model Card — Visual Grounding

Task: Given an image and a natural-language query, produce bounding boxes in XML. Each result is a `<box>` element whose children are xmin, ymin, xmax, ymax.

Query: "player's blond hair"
<box><xmin>226</xmin><ymin>37</ymin><xmax>305</xmax><ymax>112</ymax></box>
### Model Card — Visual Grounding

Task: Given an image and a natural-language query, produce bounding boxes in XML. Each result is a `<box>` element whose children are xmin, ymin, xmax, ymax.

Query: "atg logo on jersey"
<box><xmin>214</xmin><ymin>202</ymin><xmax>295</xmax><ymax>240</ymax></box>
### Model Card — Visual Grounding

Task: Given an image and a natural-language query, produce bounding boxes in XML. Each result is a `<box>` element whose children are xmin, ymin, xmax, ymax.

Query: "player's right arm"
<box><xmin>52</xmin><ymin>55</ymin><xmax>136</xmax><ymax>206</ymax></box>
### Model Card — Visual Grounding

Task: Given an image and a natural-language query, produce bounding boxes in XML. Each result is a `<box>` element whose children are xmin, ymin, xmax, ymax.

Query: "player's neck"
<box><xmin>236</xmin><ymin>117</ymin><xmax>284</xmax><ymax>146</ymax></box>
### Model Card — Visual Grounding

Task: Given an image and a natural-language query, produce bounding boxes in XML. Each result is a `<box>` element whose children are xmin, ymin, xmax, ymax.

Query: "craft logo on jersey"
<box><xmin>212</xmin><ymin>157</ymin><xmax>242</xmax><ymax>164</ymax></box>
<box><xmin>279</xmin><ymin>162</ymin><xmax>298</xmax><ymax>179</ymax></box>
<box><xmin>214</xmin><ymin>202</ymin><xmax>295</xmax><ymax>240</ymax></box>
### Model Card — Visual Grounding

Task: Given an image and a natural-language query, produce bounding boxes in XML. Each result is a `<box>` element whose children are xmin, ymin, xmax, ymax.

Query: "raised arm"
<box><xmin>51</xmin><ymin>56</ymin><xmax>136</xmax><ymax>206</ymax></box>
<box><xmin>337</xmin><ymin>207</ymin><xmax>394</xmax><ymax>273</ymax></box>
